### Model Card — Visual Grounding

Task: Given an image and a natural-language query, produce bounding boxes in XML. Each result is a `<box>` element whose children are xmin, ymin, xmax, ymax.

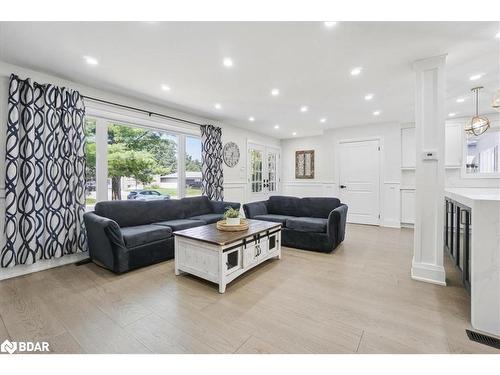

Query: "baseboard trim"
<box><xmin>0</xmin><ymin>252</ymin><xmax>89</xmax><ymax>281</ymax></box>
<box><xmin>381</xmin><ymin>220</ymin><xmax>401</xmax><ymax>229</ymax></box>
<box><xmin>411</xmin><ymin>261</ymin><xmax>446</xmax><ymax>286</ymax></box>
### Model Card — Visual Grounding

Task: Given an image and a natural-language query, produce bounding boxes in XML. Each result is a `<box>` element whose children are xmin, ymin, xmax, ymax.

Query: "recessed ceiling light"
<box><xmin>214</xmin><ymin>103</ymin><xmax>222</xmax><ymax>110</ymax></box>
<box><xmin>324</xmin><ymin>22</ymin><xmax>337</xmax><ymax>28</ymax></box>
<box><xmin>300</xmin><ymin>106</ymin><xmax>308</xmax><ymax>113</ymax></box>
<box><xmin>495</xmin><ymin>31</ymin><xmax>500</xmax><ymax>38</ymax></box>
<box><xmin>161</xmin><ymin>84</ymin><xmax>171</xmax><ymax>91</ymax></box>
<box><xmin>222</xmin><ymin>57</ymin><xmax>233</xmax><ymax>68</ymax></box>
<box><xmin>350</xmin><ymin>67</ymin><xmax>362</xmax><ymax>76</ymax></box>
<box><xmin>373</xmin><ymin>110</ymin><xmax>381</xmax><ymax>116</ymax></box>
<box><xmin>271</xmin><ymin>88</ymin><xmax>280</xmax><ymax>96</ymax></box>
<box><xmin>448</xmin><ymin>112</ymin><xmax>456</xmax><ymax>117</ymax></box>
<box><xmin>292</xmin><ymin>132</ymin><xmax>297</xmax><ymax>136</ymax></box>
<box><xmin>83</xmin><ymin>56</ymin><xmax>98</xmax><ymax>66</ymax></box>
<box><xmin>248</xmin><ymin>116</ymin><xmax>255</xmax><ymax>122</ymax></box>
<box><xmin>469</xmin><ymin>73</ymin><xmax>484</xmax><ymax>81</ymax></box>
<box><xmin>274</xmin><ymin>124</ymin><xmax>280</xmax><ymax>129</ymax></box>
<box><xmin>456</xmin><ymin>98</ymin><xmax>465</xmax><ymax>103</ymax></box>
<box><xmin>320</xmin><ymin>118</ymin><xmax>327</xmax><ymax>123</ymax></box>
<box><xmin>364</xmin><ymin>93</ymin><xmax>374</xmax><ymax>101</ymax></box>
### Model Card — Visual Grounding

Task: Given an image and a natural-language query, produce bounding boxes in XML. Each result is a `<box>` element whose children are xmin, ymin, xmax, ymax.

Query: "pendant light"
<box><xmin>465</xmin><ymin>86</ymin><xmax>490</xmax><ymax>136</ymax></box>
<box><xmin>492</xmin><ymin>89</ymin><xmax>500</xmax><ymax>112</ymax></box>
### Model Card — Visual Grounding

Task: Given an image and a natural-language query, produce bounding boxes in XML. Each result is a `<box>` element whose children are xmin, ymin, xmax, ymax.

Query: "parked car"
<box><xmin>127</xmin><ymin>190</ymin><xmax>170</xmax><ymax>201</ymax></box>
<box><xmin>86</xmin><ymin>181</ymin><xmax>96</xmax><ymax>192</ymax></box>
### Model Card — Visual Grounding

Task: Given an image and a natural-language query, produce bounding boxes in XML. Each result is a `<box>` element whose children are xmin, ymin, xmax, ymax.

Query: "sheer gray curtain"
<box><xmin>2</xmin><ymin>74</ymin><xmax>87</xmax><ymax>268</ymax></box>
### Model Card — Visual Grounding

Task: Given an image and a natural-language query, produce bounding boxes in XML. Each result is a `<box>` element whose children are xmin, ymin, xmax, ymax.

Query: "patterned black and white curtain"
<box><xmin>200</xmin><ymin>124</ymin><xmax>224</xmax><ymax>201</ymax></box>
<box><xmin>1</xmin><ymin>74</ymin><xmax>87</xmax><ymax>268</ymax></box>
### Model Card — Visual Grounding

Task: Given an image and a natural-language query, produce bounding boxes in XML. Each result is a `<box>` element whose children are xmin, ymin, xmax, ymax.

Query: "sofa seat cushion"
<box><xmin>154</xmin><ymin>219</ymin><xmax>206</xmax><ymax>231</ymax></box>
<box><xmin>188</xmin><ymin>213</ymin><xmax>224</xmax><ymax>224</ymax></box>
<box><xmin>121</xmin><ymin>225</ymin><xmax>173</xmax><ymax>248</ymax></box>
<box><xmin>286</xmin><ymin>217</ymin><xmax>328</xmax><ymax>233</ymax></box>
<box><xmin>253</xmin><ymin>214</ymin><xmax>295</xmax><ymax>225</ymax></box>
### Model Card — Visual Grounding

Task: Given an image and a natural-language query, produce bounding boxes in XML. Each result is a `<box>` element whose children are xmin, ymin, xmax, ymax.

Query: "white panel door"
<box><xmin>338</xmin><ymin>139</ymin><xmax>381</xmax><ymax>225</ymax></box>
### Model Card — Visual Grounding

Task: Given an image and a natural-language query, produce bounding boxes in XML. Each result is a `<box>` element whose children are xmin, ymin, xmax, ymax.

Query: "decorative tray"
<box><xmin>216</xmin><ymin>219</ymin><xmax>249</xmax><ymax>232</ymax></box>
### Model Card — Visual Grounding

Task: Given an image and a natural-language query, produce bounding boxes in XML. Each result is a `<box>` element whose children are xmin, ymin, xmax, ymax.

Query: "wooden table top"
<box><xmin>173</xmin><ymin>219</ymin><xmax>282</xmax><ymax>246</ymax></box>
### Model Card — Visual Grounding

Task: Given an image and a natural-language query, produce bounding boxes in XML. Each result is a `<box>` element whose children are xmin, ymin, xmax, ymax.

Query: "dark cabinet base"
<box><xmin>444</xmin><ymin>198</ymin><xmax>471</xmax><ymax>293</ymax></box>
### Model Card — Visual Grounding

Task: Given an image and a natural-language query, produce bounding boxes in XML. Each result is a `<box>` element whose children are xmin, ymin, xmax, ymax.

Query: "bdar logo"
<box><xmin>1</xmin><ymin>339</ymin><xmax>17</xmax><ymax>354</ymax></box>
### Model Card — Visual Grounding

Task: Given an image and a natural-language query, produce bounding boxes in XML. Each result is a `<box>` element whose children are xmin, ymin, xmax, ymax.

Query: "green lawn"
<box><xmin>86</xmin><ymin>197</ymin><xmax>97</xmax><ymax>205</ymax></box>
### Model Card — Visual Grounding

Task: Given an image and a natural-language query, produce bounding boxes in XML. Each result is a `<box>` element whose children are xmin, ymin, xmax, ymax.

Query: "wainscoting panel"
<box><xmin>282</xmin><ymin>181</ymin><xmax>338</xmax><ymax>198</ymax></box>
<box><xmin>223</xmin><ymin>181</ymin><xmax>247</xmax><ymax>204</ymax></box>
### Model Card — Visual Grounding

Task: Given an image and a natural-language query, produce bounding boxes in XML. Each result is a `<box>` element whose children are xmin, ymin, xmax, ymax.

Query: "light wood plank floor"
<box><xmin>0</xmin><ymin>224</ymin><xmax>497</xmax><ymax>354</ymax></box>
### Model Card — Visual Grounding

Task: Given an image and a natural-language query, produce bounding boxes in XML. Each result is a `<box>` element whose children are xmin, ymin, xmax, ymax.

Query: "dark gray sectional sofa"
<box><xmin>83</xmin><ymin>196</ymin><xmax>240</xmax><ymax>273</ymax></box>
<box><xmin>243</xmin><ymin>196</ymin><xmax>348</xmax><ymax>252</ymax></box>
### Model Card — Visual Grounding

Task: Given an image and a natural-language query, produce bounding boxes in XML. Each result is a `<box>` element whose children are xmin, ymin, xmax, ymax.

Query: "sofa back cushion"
<box><xmin>268</xmin><ymin>196</ymin><xmax>309</xmax><ymax>217</ymax></box>
<box><xmin>180</xmin><ymin>196</ymin><xmax>212</xmax><ymax>217</ymax></box>
<box><xmin>267</xmin><ymin>196</ymin><xmax>341</xmax><ymax>218</ymax></box>
<box><xmin>95</xmin><ymin>199</ymin><xmax>187</xmax><ymax>227</ymax></box>
<box><xmin>302</xmin><ymin>197</ymin><xmax>341</xmax><ymax>218</ymax></box>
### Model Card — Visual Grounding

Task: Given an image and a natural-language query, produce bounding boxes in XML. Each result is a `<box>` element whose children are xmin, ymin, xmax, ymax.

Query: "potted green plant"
<box><xmin>224</xmin><ymin>207</ymin><xmax>241</xmax><ymax>226</ymax></box>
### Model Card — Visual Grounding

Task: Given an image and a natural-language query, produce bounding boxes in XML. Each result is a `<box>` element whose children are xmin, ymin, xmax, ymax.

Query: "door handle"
<box><xmin>340</xmin><ymin>185</ymin><xmax>347</xmax><ymax>189</ymax></box>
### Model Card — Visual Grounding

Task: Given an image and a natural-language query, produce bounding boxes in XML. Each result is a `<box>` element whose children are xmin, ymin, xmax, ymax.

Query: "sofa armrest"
<box><xmin>83</xmin><ymin>212</ymin><xmax>125</xmax><ymax>271</ymax></box>
<box><xmin>210</xmin><ymin>200</ymin><xmax>241</xmax><ymax>214</ymax></box>
<box><xmin>327</xmin><ymin>204</ymin><xmax>348</xmax><ymax>246</ymax></box>
<box><xmin>243</xmin><ymin>200</ymin><xmax>269</xmax><ymax>218</ymax></box>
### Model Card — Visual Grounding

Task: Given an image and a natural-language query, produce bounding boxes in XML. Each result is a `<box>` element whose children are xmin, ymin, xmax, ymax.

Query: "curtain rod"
<box><xmin>82</xmin><ymin>95</ymin><xmax>204</xmax><ymax>127</ymax></box>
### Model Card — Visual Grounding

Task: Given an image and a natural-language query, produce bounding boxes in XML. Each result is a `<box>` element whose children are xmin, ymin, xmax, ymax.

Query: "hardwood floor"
<box><xmin>0</xmin><ymin>224</ymin><xmax>497</xmax><ymax>354</ymax></box>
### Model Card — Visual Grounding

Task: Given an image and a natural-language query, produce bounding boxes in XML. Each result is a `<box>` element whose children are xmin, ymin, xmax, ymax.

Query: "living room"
<box><xmin>0</xmin><ymin>1</ymin><xmax>500</xmax><ymax>373</ymax></box>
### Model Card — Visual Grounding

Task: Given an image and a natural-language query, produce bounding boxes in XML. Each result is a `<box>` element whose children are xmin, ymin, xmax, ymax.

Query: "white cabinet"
<box><xmin>401</xmin><ymin>189</ymin><xmax>415</xmax><ymax>224</ymax></box>
<box><xmin>445</xmin><ymin>123</ymin><xmax>462</xmax><ymax>167</ymax></box>
<box><xmin>401</xmin><ymin>127</ymin><xmax>416</xmax><ymax>168</ymax></box>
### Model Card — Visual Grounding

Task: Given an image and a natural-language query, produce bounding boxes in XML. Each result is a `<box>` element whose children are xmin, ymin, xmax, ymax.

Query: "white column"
<box><xmin>411</xmin><ymin>55</ymin><xmax>447</xmax><ymax>286</ymax></box>
<box><xmin>95</xmin><ymin>117</ymin><xmax>109</xmax><ymax>202</ymax></box>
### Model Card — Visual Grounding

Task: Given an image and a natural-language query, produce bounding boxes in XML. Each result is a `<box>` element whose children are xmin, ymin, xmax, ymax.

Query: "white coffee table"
<box><xmin>174</xmin><ymin>219</ymin><xmax>282</xmax><ymax>293</ymax></box>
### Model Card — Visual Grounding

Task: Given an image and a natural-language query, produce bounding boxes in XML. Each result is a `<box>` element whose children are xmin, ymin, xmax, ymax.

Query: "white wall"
<box><xmin>281</xmin><ymin>122</ymin><xmax>402</xmax><ymax>227</ymax></box>
<box><xmin>0</xmin><ymin>60</ymin><xmax>279</xmax><ymax>278</ymax></box>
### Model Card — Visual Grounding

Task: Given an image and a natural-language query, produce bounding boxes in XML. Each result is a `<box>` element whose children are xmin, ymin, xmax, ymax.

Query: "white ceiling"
<box><xmin>0</xmin><ymin>22</ymin><xmax>499</xmax><ymax>138</ymax></box>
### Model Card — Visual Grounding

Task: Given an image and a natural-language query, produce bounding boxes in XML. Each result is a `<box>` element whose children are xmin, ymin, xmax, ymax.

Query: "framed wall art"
<box><xmin>295</xmin><ymin>150</ymin><xmax>315</xmax><ymax>179</ymax></box>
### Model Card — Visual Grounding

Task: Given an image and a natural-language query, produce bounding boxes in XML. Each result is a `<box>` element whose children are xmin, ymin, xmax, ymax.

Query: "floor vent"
<box><xmin>466</xmin><ymin>329</ymin><xmax>500</xmax><ymax>350</ymax></box>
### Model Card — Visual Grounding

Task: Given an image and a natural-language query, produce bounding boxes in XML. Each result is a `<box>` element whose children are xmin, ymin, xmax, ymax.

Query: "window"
<box><xmin>107</xmin><ymin>123</ymin><xmax>179</xmax><ymax>200</ymax></box>
<box><xmin>185</xmin><ymin>136</ymin><xmax>202</xmax><ymax>196</ymax></box>
<box><xmin>84</xmin><ymin>118</ymin><xmax>96</xmax><ymax>210</ymax></box>
<box><xmin>83</xmin><ymin>112</ymin><xmax>204</xmax><ymax>204</ymax></box>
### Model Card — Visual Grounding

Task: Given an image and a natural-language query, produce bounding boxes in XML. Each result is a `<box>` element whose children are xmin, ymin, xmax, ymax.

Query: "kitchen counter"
<box><xmin>445</xmin><ymin>187</ymin><xmax>500</xmax><ymax>205</ymax></box>
<box><xmin>444</xmin><ymin>188</ymin><xmax>500</xmax><ymax>337</ymax></box>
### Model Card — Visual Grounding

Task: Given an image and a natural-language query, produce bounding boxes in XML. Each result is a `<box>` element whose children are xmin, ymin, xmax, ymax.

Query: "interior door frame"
<box><xmin>336</xmin><ymin>136</ymin><xmax>383</xmax><ymax>225</ymax></box>
<box><xmin>247</xmin><ymin>139</ymin><xmax>281</xmax><ymax>202</ymax></box>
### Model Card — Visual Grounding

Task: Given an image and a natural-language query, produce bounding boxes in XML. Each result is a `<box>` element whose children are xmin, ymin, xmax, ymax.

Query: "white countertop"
<box><xmin>445</xmin><ymin>187</ymin><xmax>500</xmax><ymax>203</ymax></box>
